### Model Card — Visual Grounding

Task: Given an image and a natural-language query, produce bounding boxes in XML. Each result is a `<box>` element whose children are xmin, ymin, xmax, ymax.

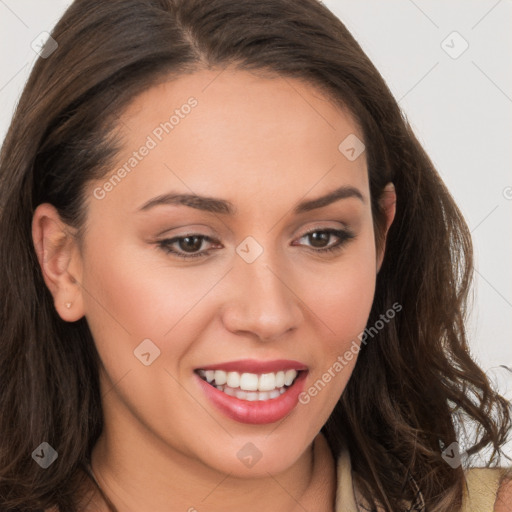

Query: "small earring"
<box><xmin>65</xmin><ymin>302</ymin><xmax>72</xmax><ymax>309</ymax></box>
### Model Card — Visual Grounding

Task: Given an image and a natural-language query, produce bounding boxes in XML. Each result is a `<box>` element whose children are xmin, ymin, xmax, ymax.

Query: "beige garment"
<box><xmin>334</xmin><ymin>446</ymin><xmax>509</xmax><ymax>512</ymax></box>
<box><xmin>462</xmin><ymin>466</ymin><xmax>509</xmax><ymax>512</ymax></box>
<box><xmin>334</xmin><ymin>447</ymin><xmax>360</xmax><ymax>512</ymax></box>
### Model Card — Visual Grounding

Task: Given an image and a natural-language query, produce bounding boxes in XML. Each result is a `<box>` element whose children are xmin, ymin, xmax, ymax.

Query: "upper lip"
<box><xmin>195</xmin><ymin>359</ymin><xmax>308</xmax><ymax>374</ymax></box>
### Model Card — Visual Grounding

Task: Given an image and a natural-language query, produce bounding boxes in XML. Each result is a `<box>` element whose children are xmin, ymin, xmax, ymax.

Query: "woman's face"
<box><xmin>38</xmin><ymin>68</ymin><xmax>394</xmax><ymax>477</ymax></box>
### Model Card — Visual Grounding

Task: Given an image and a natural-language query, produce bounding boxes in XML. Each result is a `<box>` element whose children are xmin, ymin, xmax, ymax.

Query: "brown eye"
<box><xmin>158</xmin><ymin>234</ymin><xmax>218</xmax><ymax>259</ymax></box>
<box><xmin>294</xmin><ymin>228</ymin><xmax>355</xmax><ymax>254</ymax></box>
<box><xmin>307</xmin><ymin>231</ymin><xmax>331</xmax><ymax>248</ymax></box>
<box><xmin>177</xmin><ymin>235</ymin><xmax>204</xmax><ymax>253</ymax></box>
<box><xmin>157</xmin><ymin>228</ymin><xmax>355</xmax><ymax>261</ymax></box>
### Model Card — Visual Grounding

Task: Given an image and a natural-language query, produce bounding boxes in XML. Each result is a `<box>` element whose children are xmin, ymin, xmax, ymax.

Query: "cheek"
<box><xmin>298</xmin><ymin>232</ymin><xmax>377</xmax><ymax>401</ymax></box>
<box><xmin>83</xmin><ymin>221</ymin><xmax>202</xmax><ymax>321</ymax></box>
<box><xmin>303</xmin><ymin>233</ymin><xmax>377</xmax><ymax>341</ymax></box>
<box><xmin>80</xmin><ymin>232</ymin><xmax>239</xmax><ymax>386</ymax></box>
<box><xmin>79</xmin><ymin>235</ymin><xmax>197</xmax><ymax>366</ymax></box>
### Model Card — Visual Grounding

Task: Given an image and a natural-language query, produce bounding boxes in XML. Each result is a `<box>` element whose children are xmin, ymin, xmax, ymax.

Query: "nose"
<box><xmin>220</xmin><ymin>247</ymin><xmax>304</xmax><ymax>343</ymax></box>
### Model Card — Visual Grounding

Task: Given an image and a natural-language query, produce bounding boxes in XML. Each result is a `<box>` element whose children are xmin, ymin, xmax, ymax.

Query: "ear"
<box><xmin>376</xmin><ymin>182</ymin><xmax>396</xmax><ymax>273</ymax></box>
<box><xmin>31</xmin><ymin>203</ymin><xmax>85</xmax><ymax>322</ymax></box>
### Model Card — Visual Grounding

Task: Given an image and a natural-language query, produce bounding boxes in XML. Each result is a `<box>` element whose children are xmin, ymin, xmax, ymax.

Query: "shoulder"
<box><xmin>494</xmin><ymin>473</ymin><xmax>512</xmax><ymax>512</ymax></box>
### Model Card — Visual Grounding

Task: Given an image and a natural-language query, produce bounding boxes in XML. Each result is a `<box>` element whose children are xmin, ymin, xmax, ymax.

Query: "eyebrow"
<box><xmin>137</xmin><ymin>185</ymin><xmax>364</xmax><ymax>215</ymax></box>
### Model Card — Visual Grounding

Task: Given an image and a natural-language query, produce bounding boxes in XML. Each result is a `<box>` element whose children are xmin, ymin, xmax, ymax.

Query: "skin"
<box><xmin>496</xmin><ymin>478</ymin><xmax>512</xmax><ymax>511</ymax></box>
<box><xmin>32</xmin><ymin>67</ymin><xmax>396</xmax><ymax>512</ymax></box>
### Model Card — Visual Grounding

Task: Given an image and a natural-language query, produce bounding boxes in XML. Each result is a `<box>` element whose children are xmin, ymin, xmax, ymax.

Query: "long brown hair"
<box><xmin>0</xmin><ymin>1</ymin><xmax>510</xmax><ymax>511</ymax></box>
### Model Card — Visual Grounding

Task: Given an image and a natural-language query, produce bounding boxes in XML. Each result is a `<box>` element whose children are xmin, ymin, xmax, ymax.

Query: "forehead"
<box><xmin>87</xmin><ymin>68</ymin><xmax>368</xmax><ymax>216</ymax></box>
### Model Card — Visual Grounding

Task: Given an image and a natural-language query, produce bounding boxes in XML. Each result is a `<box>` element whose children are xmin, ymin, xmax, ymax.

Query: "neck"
<box><xmin>84</xmin><ymin>431</ymin><xmax>336</xmax><ymax>512</ymax></box>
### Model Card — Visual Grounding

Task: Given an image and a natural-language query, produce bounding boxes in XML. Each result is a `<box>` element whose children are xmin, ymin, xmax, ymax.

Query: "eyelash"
<box><xmin>156</xmin><ymin>228</ymin><xmax>355</xmax><ymax>260</ymax></box>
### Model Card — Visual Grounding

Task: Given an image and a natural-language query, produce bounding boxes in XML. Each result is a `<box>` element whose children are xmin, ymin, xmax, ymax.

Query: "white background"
<box><xmin>1</xmin><ymin>0</ymin><xmax>510</xmax><ymax>462</ymax></box>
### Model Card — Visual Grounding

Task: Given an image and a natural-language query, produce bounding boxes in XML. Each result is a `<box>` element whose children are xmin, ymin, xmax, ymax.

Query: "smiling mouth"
<box><xmin>195</xmin><ymin>368</ymin><xmax>302</xmax><ymax>402</ymax></box>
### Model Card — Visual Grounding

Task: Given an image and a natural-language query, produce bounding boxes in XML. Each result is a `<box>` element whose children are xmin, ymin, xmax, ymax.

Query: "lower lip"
<box><xmin>195</xmin><ymin>371</ymin><xmax>308</xmax><ymax>425</ymax></box>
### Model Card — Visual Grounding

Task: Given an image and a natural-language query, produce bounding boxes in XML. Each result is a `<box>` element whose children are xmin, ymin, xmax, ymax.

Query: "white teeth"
<box><xmin>284</xmin><ymin>369</ymin><xmax>297</xmax><ymax>386</ymax></box>
<box><xmin>258</xmin><ymin>391</ymin><xmax>270</xmax><ymax>401</ymax></box>
<box><xmin>275</xmin><ymin>371</ymin><xmax>285</xmax><ymax>388</ymax></box>
<box><xmin>226</xmin><ymin>371</ymin><xmax>240</xmax><ymax>388</ymax></box>
<box><xmin>258</xmin><ymin>373</ymin><xmax>276</xmax><ymax>391</ymax></box>
<box><xmin>214</xmin><ymin>370</ymin><xmax>227</xmax><ymax>385</ymax></box>
<box><xmin>234</xmin><ymin>389</ymin><xmax>247</xmax><ymax>400</ymax></box>
<box><xmin>213</xmin><ymin>385</ymin><xmax>287</xmax><ymax>401</ymax></box>
<box><xmin>198</xmin><ymin>369</ymin><xmax>300</xmax><ymax>391</ymax></box>
<box><xmin>240</xmin><ymin>373</ymin><xmax>259</xmax><ymax>391</ymax></box>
